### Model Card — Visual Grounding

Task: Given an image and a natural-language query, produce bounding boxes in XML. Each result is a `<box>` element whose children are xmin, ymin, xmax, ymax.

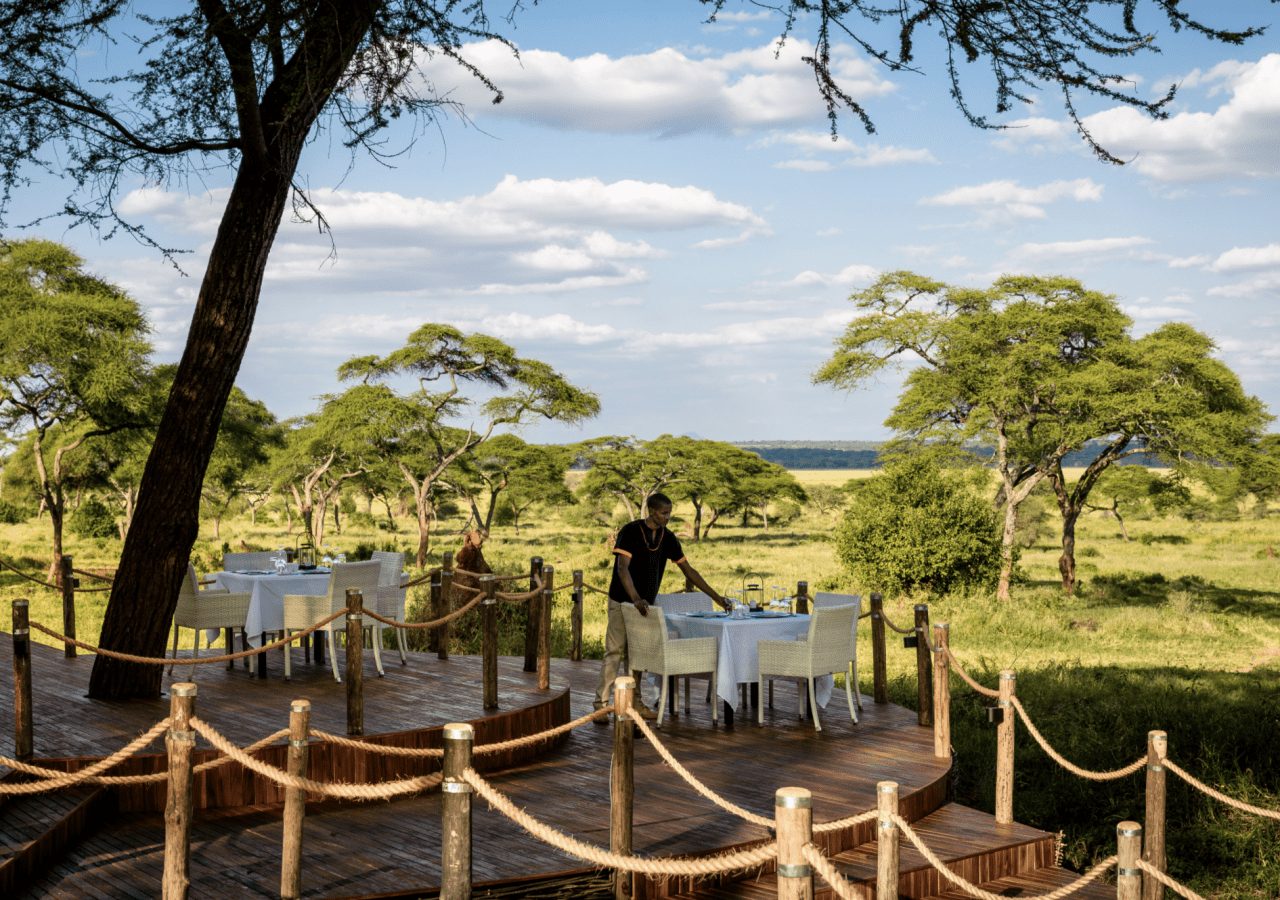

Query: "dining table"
<box><xmin>666</xmin><ymin>610</ymin><xmax>833</xmax><ymax>726</ymax></box>
<box><xmin>213</xmin><ymin>568</ymin><xmax>332</xmax><ymax>677</ymax></box>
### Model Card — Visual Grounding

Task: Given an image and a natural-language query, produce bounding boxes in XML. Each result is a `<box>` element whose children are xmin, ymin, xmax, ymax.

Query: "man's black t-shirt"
<box><xmin>608</xmin><ymin>519</ymin><xmax>685</xmax><ymax>603</ymax></box>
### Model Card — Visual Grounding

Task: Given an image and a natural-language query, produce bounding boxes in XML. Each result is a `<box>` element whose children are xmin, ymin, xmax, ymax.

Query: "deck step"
<box><xmin>0</xmin><ymin>779</ymin><xmax>108</xmax><ymax>895</ymax></box>
<box><xmin>923</xmin><ymin>864</ymin><xmax>1115</xmax><ymax>898</ymax></box>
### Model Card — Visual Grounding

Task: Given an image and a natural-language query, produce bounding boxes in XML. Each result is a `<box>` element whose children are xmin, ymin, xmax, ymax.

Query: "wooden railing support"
<box><xmin>523</xmin><ymin>556</ymin><xmax>542</xmax><ymax>672</ymax></box>
<box><xmin>481</xmin><ymin>576</ymin><xmax>498</xmax><ymax>710</ymax></box>
<box><xmin>345</xmin><ymin>588</ymin><xmax>364</xmax><ymax>736</ymax></box>
<box><xmin>163</xmin><ymin>683</ymin><xmax>197</xmax><ymax>900</ymax></box>
<box><xmin>1143</xmin><ymin>730</ymin><xmax>1168</xmax><ymax>900</ymax></box>
<box><xmin>876</xmin><ymin>781</ymin><xmax>899</xmax><ymax>900</ymax></box>
<box><xmin>280</xmin><ymin>699</ymin><xmax>311</xmax><ymax>899</ymax></box>
<box><xmin>12</xmin><ymin>599</ymin><xmax>33</xmax><ymax>762</ymax></box>
<box><xmin>1117</xmin><ymin>821</ymin><xmax>1143</xmax><ymax>900</ymax></box>
<box><xmin>59</xmin><ymin>554</ymin><xmax>77</xmax><ymax>658</ymax></box>
<box><xmin>870</xmin><ymin>593</ymin><xmax>887</xmax><ymax>704</ymax></box>
<box><xmin>776</xmin><ymin>787</ymin><xmax>813</xmax><ymax>900</ymax></box>
<box><xmin>438</xmin><ymin>551</ymin><xmax>454</xmax><ymax>660</ymax></box>
<box><xmin>428</xmin><ymin>571</ymin><xmax>442</xmax><ymax>654</ymax></box>
<box><xmin>442</xmin><ymin>722</ymin><xmax>475</xmax><ymax>900</ymax></box>
<box><xmin>611</xmin><ymin>676</ymin><xmax>635</xmax><ymax>900</ymax></box>
<box><xmin>932</xmin><ymin>623</ymin><xmax>951</xmax><ymax>760</ymax></box>
<box><xmin>913</xmin><ymin>604</ymin><xmax>932</xmax><ymax>727</ymax></box>
<box><xmin>995</xmin><ymin>669</ymin><xmax>1016</xmax><ymax>825</ymax></box>
<box><xmin>570</xmin><ymin>570</ymin><xmax>584</xmax><ymax>662</ymax></box>
<box><xmin>794</xmin><ymin>580</ymin><xmax>810</xmax><ymax>615</ymax></box>
<box><xmin>537</xmin><ymin>565</ymin><xmax>554</xmax><ymax>690</ymax></box>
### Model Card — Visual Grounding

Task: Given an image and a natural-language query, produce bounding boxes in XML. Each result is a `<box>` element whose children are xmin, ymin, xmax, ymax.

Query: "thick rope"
<box><xmin>29</xmin><ymin>610</ymin><xmax>346</xmax><ymax>664</ymax></box>
<box><xmin>461</xmin><ymin>767</ymin><xmax>777</xmax><ymax>876</ymax></box>
<box><xmin>1008</xmin><ymin>697</ymin><xmax>1146</xmax><ymax>781</ymax></box>
<box><xmin>0</xmin><ymin>719</ymin><xmax>170</xmax><ymax>794</ymax></box>
<box><xmin>878</xmin><ymin>611</ymin><xmax>915</xmax><ymax>636</ymax></box>
<box><xmin>1164</xmin><ymin>759</ymin><xmax>1280</xmax><ymax>821</ymax></box>
<box><xmin>453</xmin><ymin>569</ymin><xmax>528</xmax><ymax>582</ymax></box>
<box><xmin>801</xmin><ymin>843</ymin><xmax>864</xmax><ymax>900</ymax></box>
<box><xmin>309</xmin><ymin>729</ymin><xmax>443</xmax><ymax>758</ymax></box>
<box><xmin>189</xmin><ymin>718</ymin><xmax>444</xmax><ymax>800</ymax></box>
<box><xmin>0</xmin><ymin>556</ymin><xmax>61</xmax><ymax>590</ymax></box>
<box><xmin>1135</xmin><ymin>860</ymin><xmax>1208</xmax><ymax>900</ymax></box>
<box><xmin>583</xmin><ymin>583</ymin><xmax>610</xmax><ymax>596</ymax></box>
<box><xmin>858</xmin><ymin>610</ymin><xmax>871</xmax><ymax>620</ymax></box>
<box><xmin>495</xmin><ymin>586</ymin><xmax>542</xmax><ymax>603</ymax></box>
<box><xmin>363</xmin><ymin>588</ymin><xmax>487</xmax><ymax>631</ymax></box>
<box><xmin>943</xmin><ymin>649</ymin><xmax>1001</xmax><ymax>699</ymax></box>
<box><xmin>474</xmin><ymin>706</ymin><xmax>614</xmax><ymax>755</ymax></box>
<box><xmin>73</xmin><ymin>567</ymin><xmax>114</xmax><ymax>583</ymax></box>
<box><xmin>892</xmin><ymin>813</ymin><xmax>1117</xmax><ymax>900</ymax></box>
<box><xmin>811</xmin><ymin>807</ymin><xmax>878</xmax><ymax>835</ymax></box>
<box><xmin>627</xmin><ymin>710</ymin><xmax>773</xmax><ymax>828</ymax></box>
<box><xmin>399</xmin><ymin>567</ymin><xmax>442</xmax><ymax>589</ymax></box>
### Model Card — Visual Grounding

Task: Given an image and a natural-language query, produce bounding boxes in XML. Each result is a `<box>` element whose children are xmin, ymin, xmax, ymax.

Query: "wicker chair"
<box><xmin>169</xmin><ymin>565</ymin><xmax>251</xmax><ymax>676</ymax></box>
<box><xmin>757</xmin><ymin>602</ymin><xmax>860</xmax><ymax>731</ymax></box>
<box><xmin>653</xmin><ymin>592</ymin><xmax>715</xmax><ymax>708</ymax></box>
<box><xmin>620</xmin><ymin>604</ymin><xmax>718</xmax><ymax>727</ymax></box>
<box><xmin>812</xmin><ymin>592</ymin><xmax>863</xmax><ymax>711</ymax></box>
<box><xmin>282</xmin><ymin>560</ymin><xmax>383</xmax><ymax>682</ymax></box>
<box><xmin>222</xmin><ymin>551</ymin><xmax>278</xmax><ymax>571</ymax></box>
<box><xmin>371</xmin><ymin>550</ymin><xmax>408</xmax><ymax>664</ymax></box>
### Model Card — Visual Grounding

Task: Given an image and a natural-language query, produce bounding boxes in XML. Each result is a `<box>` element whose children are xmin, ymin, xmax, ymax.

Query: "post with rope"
<box><xmin>570</xmin><ymin>570</ymin><xmax>584</xmax><ymax>661</ymax></box>
<box><xmin>345</xmin><ymin>588</ymin><xmax>364</xmax><ymax>736</ymax></box>
<box><xmin>523</xmin><ymin>555</ymin><xmax>543</xmax><ymax>672</ymax></box>
<box><xmin>995</xmin><ymin>670</ymin><xmax>1016</xmax><ymax>825</ymax></box>
<box><xmin>932</xmin><ymin>623</ymin><xmax>951</xmax><ymax>760</ymax></box>
<box><xmin>280</xmin><ymin>699</ymin><xmax>311</xmax><ymax>900</ymax></box>
<box><xmin>163</xmin><ymin>683</ymin><xmax>197</xmax><ymax>900</ymax></box>
<box><xmin>611</xmin><ymin>675</ymin><xmax>635</xmax><ymax>900</ymax></box>
<box><xmin>1117</xmin><ymin>821</ymin><xmax>1144</xmax><ymax>900</ymax></box>
<box><xmin>776</xmin><ymin>787</ymin><xmax>813</xmax><ymax>900</ymax></box>
<box><xmin>427</xmin><ymin>570</ymin><xmax>442</xmax><ymax>654</ymax></box>
<box><xmin>58</xmin><ymin>554</ymin><xmax>77</xmax><ymax>658</ymax></box>
<box><xmin>438</xmin><ymin>551</ymin><xmax>454</xmax><ymax>661</ymax></box>
<box><xmin>794</xmin><ymin>580</ymin><xmax>809</xmax><ymax>615</ymax></box>
<box><xmin>913</xmin><ymin>604</ymin><xmax>933</xmax><ymax>727</ymax></box>
<box><xmin>12</xmin><ymin>599</ymin><xmax>33</xmax><ymax>762</ymax></box>
<box><xmin>441</xmin><ymin>722</ymin><xmax>474</xmax><ymax>900</ymax></box>
<box><xmin>1143</xmin><ymin>730</ymin><xmax>1168</xmax><ymax>900</ymax></box>
<box><xmin>870</xmin><ymin>592</ymin><xmax>887</xmax><ymax>704</ymax></box>
<box><xmin>538</xmin><ymin>565</ymin><xmax>554</xmax><ymax>691</ymax></box>
<box><xmin>876</xmin><ymin>781</ymin><xmax>899</xmax><ymax>900</ymax></box>
<box><xmin>481</xmin><ymin>575</ymin><xmax>499</xmax><ymax>710</ymax></box>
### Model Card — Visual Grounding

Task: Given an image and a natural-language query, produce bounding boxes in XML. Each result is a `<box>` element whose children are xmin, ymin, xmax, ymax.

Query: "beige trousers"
<box><xmin>594</xmin><ymin>599</ymin><xmax>630</xmax><ymax>706</ymax></box>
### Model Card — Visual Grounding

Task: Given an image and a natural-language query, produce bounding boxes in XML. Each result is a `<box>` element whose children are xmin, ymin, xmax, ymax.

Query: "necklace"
<box><xmin>641</xmin><ymin>522</ymin><xmax>664</xmax><ymax>552</ymax></box>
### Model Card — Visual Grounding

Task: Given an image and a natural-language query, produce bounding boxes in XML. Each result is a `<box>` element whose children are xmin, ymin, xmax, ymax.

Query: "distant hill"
<box><xmin>737</xmin><ymin>440</ymin><xmax>1160</xmax><ymax>470</ymax></box>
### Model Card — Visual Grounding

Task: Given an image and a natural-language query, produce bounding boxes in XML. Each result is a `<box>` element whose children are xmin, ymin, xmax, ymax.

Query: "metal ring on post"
<box><xmin>776</xmin><ymin>864</ymin><xmax>813</xmax><ymax>878</ymax></box>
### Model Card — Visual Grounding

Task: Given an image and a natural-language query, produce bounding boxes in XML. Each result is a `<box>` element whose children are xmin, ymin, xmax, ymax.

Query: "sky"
<box><xmin>10</xmin><ymin>1</ymin><xmax>1280</xmax><ymax>444</ymax></box>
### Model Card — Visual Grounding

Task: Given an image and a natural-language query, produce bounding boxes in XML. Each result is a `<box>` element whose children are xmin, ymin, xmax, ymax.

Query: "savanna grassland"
<box><xmin>2</xmin><ymin>468</ymin><xmax>1277</xmax><ymax>896</ymax></box>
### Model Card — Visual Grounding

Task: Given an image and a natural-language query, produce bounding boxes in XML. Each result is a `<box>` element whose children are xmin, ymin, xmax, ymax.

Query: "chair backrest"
<box><xmin>327</xmin><ymin>560</ymin><xmax>383</xmax><ymax>610</ymax></box>
<box><xmin>619</xmin><ymin>603</ymin><xmax>667</xmax><ymax>673</ymax></box>
<box><xmin>370</xmin><ymin>550</ymin><xmax>405</xmax><ymax>587</ymax></box>
<box><xmin>223</xmin><ymin>551</ymin><xmax>276</xmax><ymax>571</ymax></box>
<box><xmin>807</xmin><ymin>602</ymin><xmax>859</xmax><ymax>673</ymax></box>
<box><xmin>653</xmin><ymin>592</ymin><xmax>712</xmax><ymax>616</ymax></box>
<box><xmin>174</xmin><ymin>564</ymin><xmax>200</xmax><ymax>616</ymax></box>
<box><xmin>812</xmin><ymin>591</ymin><xmax>861</xmax><ymax>610</ymax></box>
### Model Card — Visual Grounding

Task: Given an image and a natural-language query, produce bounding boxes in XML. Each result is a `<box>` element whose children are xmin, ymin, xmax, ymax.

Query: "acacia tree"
<box><xmin>452</xmin><ymin>434</ymin><xmax>572</xmax><ymax>535</ymax></box>
<box><xmin>0</xmin><ymin>3</ymin><xmax>1267</xmax><ymax>697</ymax></box>
<box><xmin>577</xmin><ymin>434</ymin><xmax>702</xmax><ymax>521</ymax></box>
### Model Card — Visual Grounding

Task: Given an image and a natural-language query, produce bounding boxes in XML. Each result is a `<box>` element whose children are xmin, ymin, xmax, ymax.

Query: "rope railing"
<box><xmin>1163</xmin><ymin>758</ymin><xmax>1280</xmax><ymax>821</ymax></box>
<box><xmin>72</xmin><ymin>567</ymin><xmax>114</xmax><ymax>583</ymax></box>
<box><xmin>1136</xmin><ymin>859</ymin><xmax>1208</xmax><ymax>900</ymax></box>
<box><xmin>1009</xmin><ymin>696</ymin><xmax>1147</xmax><ymax>782</ymax></box>
<box><xmin>943</xmin><ymin>647</ymin><xmax>1001</xmax><ymax>699</ymax></box>
<box><xmin>399</xmin><ymin>566</ymin><xmax>442</xmax><ymax>589</ymax></box>
<box><xmin>362</xmin><ymin>586</ymin><xmax>486</xmax><ymax>631</ymax></box>
<box><xmin>453</xmin><ymin>568</ymin><xmax>527</xmax><ymax>582</ymax></box>
<box><xmin>878</xmin><ymin>610</ymin><xmax>915</xmax><ymax>636</ymax></box>
<box><xmin>0</xmin><ymin>556</ymin><xmax>62</xmax><ymax>590</ymax></box>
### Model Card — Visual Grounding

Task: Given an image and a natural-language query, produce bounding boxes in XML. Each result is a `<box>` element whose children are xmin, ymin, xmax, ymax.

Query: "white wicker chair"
<box><xmin>757</xmin><ymin>602</ymin><xmax>860</xmax><ymax>731</ymax></box>
<box><xmin>169</xmin><ymin>565</ymin><xmax>251</xmax><ymax>676</ymax></box>
<box><xmin>282</xmin><ymin>560</ymin><xmax>383</xmax><ymax>682</ymax></box>
<box><xmin>620</xmin><ymin>604</ymin><xmax>718</xmax><ymax>727</ymax></box>
<box><xmin>371</xmin><ymin>550</ymin><xmax>408</xmax><ymax>664</ymax></box>
<box><xmin>653</xmin><ymin>592</ymin><xmax>715</xmax><ymax>709</ymax></box>
<box><xmin>812</xmin><ymin>592</ymin><xmax>863</xmax><ymax>711</ymax></box>
<box><xmin>222</xmin><ymin>551</ymin><xmax>277</xmax><ymax>571</ymax></box>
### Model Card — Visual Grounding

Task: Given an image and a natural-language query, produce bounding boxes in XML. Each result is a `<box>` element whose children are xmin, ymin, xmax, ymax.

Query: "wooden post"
<box><xmin>280</xmin><ymin>699</ymin><xmax>310</xmax><ymax>900</ymax></box>
<box><xmin>870</xmin><ymin>593</ymin><xmax>887</xmax><ymax>704</ymax></box>
<box><xmin>481</xmin><ymin>576</ymin><xmax>498</xmax><ymax>710</ymax></box>
<box><xmin>58</xmin><ymin>555</ymin><xmax>77</xmax><ymax>658</ymax></box>
<box><xmin>794</xmin><ymin>580</ymin><xmax>809</xmax><ymax>615</ymax></box>
<box><xmin>523</xmin><ymin>556</ymin><xmax>542</xmax><ymax>672</ymax></box>
<box><xmin>775</xmin><ymin>787</ymin><xmax>814</xmax><ymax>900</ymax></box>
<box><xmin>442</xmin><ymin>722</ymin><xmax>474</xmax><ymax>900</ymax></box>
<box><xmin>438</xmin><ymin>551</ymin><xmax>454</xmax><ymax>660</ymax></box>
<box><xmin>1117</xmin><ymin>821</ymin><xmax>1143</xmax><ymax>900</ymax></box>
<box><xmin>932</xmin><ymin>624</ymin><xmax>951</xmax><ymax>760</ymax></box>
<box><xmin>428</xmin><ymin>571</ymin><xmax>442</xmax><ymax>654</ymax></box>
<box><xmin>913</xmin><ymin>604</ymin><xmax>933</xmax><ymax>727</ymax></box>
<box><xmin>570</xmin><ymin>570</ymin><xmax>584</xmax><ymax>662</ymax></box>
<box><xmin>537</xmin><ymin>565</ymin><xmax>554</xmax><ymax>690</ymax></box>
<box><xmin>162</xmin><ymin>683</ymin><xmax>197</xmax><ymax>900</ymax></box>
<box><xmin>995</xmin><ymin>670</ymin><xmax>1016</xmax><ymax>825</ymax></box>
<box><xmin>611</xmin><ymin>676</ymin><xmax>635</xmax><ymax>900</ymax></box>
<box><xmin>875</xmin><ymin>781</ymin><xmax>899</xmax><ymax>900</ymax></box>
<box><xmin>11</xmin><ymin>599</ymin><xmax>33</xmax><ymax>762</ymax></box>
<box><xmin>345</xmin><ymin>588</ymin><xmax>364</xmax><ymax>736</ymax></box>
<box><xmin>1142</xmin><ymin>730</ymin><xmax>1168</xmax><ymax>900</ymax></box>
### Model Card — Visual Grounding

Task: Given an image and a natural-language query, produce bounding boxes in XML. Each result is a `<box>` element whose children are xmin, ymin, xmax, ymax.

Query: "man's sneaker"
<box><xmin>633</xmin><ymin>703</ymin><xmax>658</xmax><ymax>721</ymax></box>
<box><xmin>592</xmin><ymin>702</ymin><xmax>610</xmax><ymax>725</ymax></box>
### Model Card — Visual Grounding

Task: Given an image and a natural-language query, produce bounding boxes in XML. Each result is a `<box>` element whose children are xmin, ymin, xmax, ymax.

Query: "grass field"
<box><xmin>1</xmin><ymin>472</ymin><xmax>1277</xmax><ymax>896</ymax></box>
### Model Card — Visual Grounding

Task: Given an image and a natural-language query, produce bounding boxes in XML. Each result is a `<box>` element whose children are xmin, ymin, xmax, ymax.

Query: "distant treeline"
<box><xmin>737</xmin><ymin>441</ymin><xmax>1159</xmax><ymax>470</ymax></box>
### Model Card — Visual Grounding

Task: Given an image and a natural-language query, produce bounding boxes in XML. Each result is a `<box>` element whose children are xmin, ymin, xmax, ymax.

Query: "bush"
<box><xmin>68</xmin><ymin>497</ymin><xmax>118</xmax><ymax>539</ymax></box>
<box><xmin>0</xmin><ymin>499</ymin><xmax>30</xmax><ymax>524</ymax></box>
<box><xmin>834</xmin><ymin>455</ymin><xmax>1002</xmax><ymax>594</ymax></box>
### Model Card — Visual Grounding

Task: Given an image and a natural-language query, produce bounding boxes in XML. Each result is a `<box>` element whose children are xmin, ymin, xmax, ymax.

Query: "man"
<box><xmin>593</xmin><ymin>492</ymin><xmax>729</xmax><ymax>719</ymax></box>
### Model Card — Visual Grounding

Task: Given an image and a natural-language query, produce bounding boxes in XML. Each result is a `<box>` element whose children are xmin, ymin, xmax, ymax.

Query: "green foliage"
<box><xmin>68</xmin><ymin>497</ymin><xmax>117</xmax><ymax>539</ymax></box>
<box><xmin>0</xmin><ymin>498</ymin><xmax>29</xmax><ymax>524</ymax></box>
<box><xmin>834</xmin><ymin>455</ymin><xmax>1002</xmax><ymax>593</ymax></box>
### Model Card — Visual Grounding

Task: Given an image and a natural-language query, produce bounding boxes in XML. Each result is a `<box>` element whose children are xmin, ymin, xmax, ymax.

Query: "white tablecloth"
<box><xmin>213</xmin><ymin>570</ymin><xmax>332</xmax><ymax>641</ymax></box>
<box><xmin>667</xmin><ymin>613</ymin><xmax>833</xmax><ymax>712</ymax></box>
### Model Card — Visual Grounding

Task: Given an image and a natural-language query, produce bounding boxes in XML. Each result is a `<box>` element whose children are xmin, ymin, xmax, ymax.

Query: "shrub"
<box><xmin>0</xmin><ymin>499</ymin><xmax>30</xmax><ymax>524</ymax></box>
<box><xmin>834</xmin><ymin>455</ymin><xmax>1002</xmax><ymax>594</ymax></box>
<box><xmin>68</xmin><ymin>497</ymin><xmax>118</xmax><ymax>539</ymax></box>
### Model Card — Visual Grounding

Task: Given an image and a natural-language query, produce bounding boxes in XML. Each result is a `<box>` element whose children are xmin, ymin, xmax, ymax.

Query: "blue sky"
<box><xmin>15</xmin><ymin>1</ymin><xmax>1280</xmax><ymax>442</ymax></box>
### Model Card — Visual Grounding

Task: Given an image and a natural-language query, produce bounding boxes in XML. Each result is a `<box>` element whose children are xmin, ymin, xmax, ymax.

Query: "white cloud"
<box><xmin>1209</xmin><ymin>243</ymin><xmax>1280</xmax><ymax>272</ymax></box>
<box><xmin>1123</xmin><ymin>303</ymin><xmax>1196</xmax><ymax>322</ymax></box>
<box><xmin>991</xmin><ymin>116</ymin><xmax>1074</xmax><ymax>153</ymax></box>
<box><xmin>1207</xmin><ymin>272</ymin><xmax>1280</xmax><ymax>299</ymax></box>
<box><xmin>1168</xmin><ymin>254</ymin><xmax>1211</xmax><ymax>269</ymax></box>
<box><xmin>786</xmin><ymin>263</ymin><xmax>879</xmax><ymax>288</ymax></box>
<box><xmin>1008</xmin><ymin>236</ymin><xmax>1155</xmax><ymax>262</ymax></box>
<box><xmin>759</xmin><ymin>129</ymin><xmax>936</xmax><ymax>169</ymax></box>
<box><xmin>921</xmin><ymin>178</ymin><xmax>1103</xmax><ymax>220</ymax></box>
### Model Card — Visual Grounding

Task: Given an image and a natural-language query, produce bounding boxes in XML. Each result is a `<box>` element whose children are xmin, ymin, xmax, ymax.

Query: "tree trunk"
<box><xmin>691</xmin><ymin>499</ymin><xmax>703</xmax><ymax>541</ymax></box>
<box><xmin>1114</xmin><ymin>507</ymin><xmax>1129</xmax><ymax>541</ymax></box>
<box><xmin>997</xmin><ymin>500</ymin><xmax>1018</xmax><ymax>602</ymax></box>
<box><xmin>415</xmin><ymin>496</ymin><xmax>433</xmax><ymax>568</ymax></box>
<box><xmin>1059</xmin><ymin>506</ymin><xmax>1080</xmax><ymax>595</ymax></box>
<box><xmin>48</xmin><ymin>504</ymin><xmax>64</xmax><ymax>582</ymax></box>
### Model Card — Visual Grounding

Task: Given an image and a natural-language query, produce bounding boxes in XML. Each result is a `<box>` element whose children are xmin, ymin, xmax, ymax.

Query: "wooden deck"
<box><xmin>0</xmin><ymin>637</ymin><xmax>1096</xmax><ymax>898</ymax></box>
